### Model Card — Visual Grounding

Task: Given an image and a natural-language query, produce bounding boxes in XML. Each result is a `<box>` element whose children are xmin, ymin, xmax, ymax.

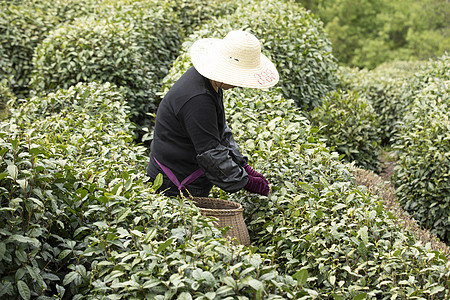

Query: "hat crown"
<box><xmin>221</xmin><ymin>31</ymin><xmax>261</xmax><ymax>68</ymax></box>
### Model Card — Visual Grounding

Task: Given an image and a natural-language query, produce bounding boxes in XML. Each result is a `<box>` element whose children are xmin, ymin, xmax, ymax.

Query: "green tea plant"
<box><xmin>0</xmin><ymin>81</ymin><xmax>144</xmax><ymax>299</ymax></box>
<box><xmin>1</xmin><ymin>80</ymin><xmax>307</xmax><ymax>299</ymax></box>
<box><xmin>30</xmin><ymin>0</ymin><xmax>183</xmax><ymax>132</ymax></box>
<box><xmin>167</xmin><ymin>0</ymin><xmax>237</xmax><ymax>35</ymax></box>
<box><xmin>393</xmin><ymin>78</ymin><xmax>450</xmax><ymax>242</ymax></box>
<box><xmin>85</xmin><ymin>193</ymin><xmax>307</xmax><ymax>299</ymax></box>
<box><xmin>338</xmin><ymin>61</ymin><xmax>425</xmax><ymax>145</ymax></box>
<box><xmin>0</xmin><ymin>0</ymin><xmax>102</xmax><ymax>97</ymax></box>
<box><xmin>309</xmin><ymin>89</ymin><xmax>381</xmax><ymax>172</ymax></box>
<box><xmin>223</xmin><ymin>87</ymin><xmax>450</xmax><ymax>299</ymax></box>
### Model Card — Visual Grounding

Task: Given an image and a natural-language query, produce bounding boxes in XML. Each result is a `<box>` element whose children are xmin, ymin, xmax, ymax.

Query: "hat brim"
<box><xmin>190</xmin><ymin>38</ymin><xmax>279</xmax><ymax>89</ymax></box>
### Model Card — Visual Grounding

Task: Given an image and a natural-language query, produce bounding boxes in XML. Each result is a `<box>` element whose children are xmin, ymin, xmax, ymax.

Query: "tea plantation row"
<box><xmin>1</xmin><ymin>0</ymin><xmax>449</xmax><ymax>299</ymax></box>
<box><xmin>336</xmin><ymin>56</ymin><xmax>450</xmax><ymax>243</ymax></box>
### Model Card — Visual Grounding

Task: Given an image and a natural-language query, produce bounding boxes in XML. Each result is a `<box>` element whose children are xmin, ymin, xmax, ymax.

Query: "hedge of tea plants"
<box><xmin>0</xmin><ymin>0</ymin><xmax>103</xmax><ymax>97</ymax></box>
<box><xmin>0</xmin><ymin>82</ymin><xmax>141</xmax><ymax>298</ymax></box>
<box><xmin>0</xmin><ymin>81</ymin><xmax>318</xmax><ymax>299</ymax></box>
<box><xmin>393</xmin><ymin>55</ymin><xmax>450</xmax><ymax>243</ymax></box>
<box><xmin>309</xmin><ymin>90</ymin><xmax>381</xmax><ymax>172</ymax></box>
<box><xmin>29</xmin><ymin>0</ymin><xmax>183</xmax><ymax>132</ymax></box>
<box><xmin>337</xmin><ymin>61</ymin><xmax>425</xmax><ymax>145</ymax></box>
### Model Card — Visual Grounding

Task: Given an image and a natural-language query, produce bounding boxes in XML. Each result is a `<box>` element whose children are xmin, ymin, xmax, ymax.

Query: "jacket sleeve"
<box><xmin>221</xmin><ymin>124</ymin><xmax>248</xmax><ymax>167</ymax></box>
<box><xmin>196</xmin><ymin>144</ymin><xmax>249</xmax><ymax>193</ymax></box>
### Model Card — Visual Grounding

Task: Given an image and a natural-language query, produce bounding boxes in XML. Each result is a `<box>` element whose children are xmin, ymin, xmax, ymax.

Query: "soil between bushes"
<box><xmin>354</xmin><ymin>153</ymin><xmax>450</xmax><ymax>257</ymax></box>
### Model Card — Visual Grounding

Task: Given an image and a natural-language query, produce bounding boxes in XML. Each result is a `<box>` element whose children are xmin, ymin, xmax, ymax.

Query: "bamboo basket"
<box><xmin>193</xmin><ymin>197</ymin><xmax>250</xmax><ymax>246</ymax></box>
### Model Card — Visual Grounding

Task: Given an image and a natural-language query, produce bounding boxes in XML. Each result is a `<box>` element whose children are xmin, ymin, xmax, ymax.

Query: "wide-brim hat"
<box><xmin>190</xmin><ymin>30</ymin><xmax>279</xmax><ymax>89</ymax></box>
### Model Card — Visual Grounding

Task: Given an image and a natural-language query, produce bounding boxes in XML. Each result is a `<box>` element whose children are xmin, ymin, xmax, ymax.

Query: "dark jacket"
<box><xmin>147</xmin><ymin>67</ymin><xmax>248</xmax><ymax>193</ymax></box>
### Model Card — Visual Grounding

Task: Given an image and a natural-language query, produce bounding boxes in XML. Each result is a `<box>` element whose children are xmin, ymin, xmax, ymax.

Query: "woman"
<box><xmin>147</xmin><ymin>30</ymin><xmax>279</xmax><ymax>197</ymax></box>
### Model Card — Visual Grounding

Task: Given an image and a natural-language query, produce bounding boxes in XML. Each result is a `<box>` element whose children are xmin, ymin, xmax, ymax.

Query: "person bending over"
<box><xmin>147</xmin><ymin>30</ymin><xmax>279</xmax><ymax>197</ymax></box>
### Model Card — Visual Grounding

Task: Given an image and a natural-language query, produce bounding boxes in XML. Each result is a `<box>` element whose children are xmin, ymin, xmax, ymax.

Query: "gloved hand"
<box><xmin>244</xmin><ymin>164</ymin><xmax>269</xmax><ymax>185</ymax></box>
<box><xmin>244</xmin><ymin>174</ymin><xmax>270</xmax><ymax>196</ymax></box>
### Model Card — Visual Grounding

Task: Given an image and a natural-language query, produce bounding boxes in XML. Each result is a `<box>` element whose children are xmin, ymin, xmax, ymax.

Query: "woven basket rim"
<box><xmin>192</xmin><ymin>197</ymin><xmax>243</xmax><ymax>214</ymax></box>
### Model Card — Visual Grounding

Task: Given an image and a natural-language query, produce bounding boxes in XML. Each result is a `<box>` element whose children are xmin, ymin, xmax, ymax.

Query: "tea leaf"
<box><xmin>17</xmin><ymin>280</ymin><xmax>30</xmax><ymax>300</ymax></box>
<box><xmin>293</xmin><ymin>269</ymin><xmax>308</xmax><ymax>286</ymax></box>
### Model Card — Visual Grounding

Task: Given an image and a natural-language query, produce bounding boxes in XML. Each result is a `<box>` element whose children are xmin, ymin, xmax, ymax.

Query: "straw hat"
<box><xmin>190</xmin><ymin>30</ymin><xmax>279</xmax><ymax>89</ymax></box>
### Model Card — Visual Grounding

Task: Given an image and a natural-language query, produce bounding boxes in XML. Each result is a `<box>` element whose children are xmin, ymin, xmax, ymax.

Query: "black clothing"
<box><xmin>147</xmin><ymin>67</ymin><xmax>248</xmax><ymax>196</ymax></box>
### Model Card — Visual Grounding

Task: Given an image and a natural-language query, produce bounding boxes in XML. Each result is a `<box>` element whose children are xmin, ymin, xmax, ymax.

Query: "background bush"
<box><xmin>337</xmin><ymin>61</ymin><xmax>425</xmax><ymax>145</ymax></box>
<box><xmin>167</xmin><ymin>0</ymin><xmax>237</xmax><ymax>35</ymax></box>
<box><xmin>0</xmin><ymin>0</ymin><xmax>102</xmax><ymax>98</ymax></box>
<box><xmin>30</xmin><ymin>0</ymin><xmax>183</xmax><ymax>133</ymax></box>
<box><xmin>393</xmin><ymin>77</ymin><xmax>450</xmax><ymax>242</ymax></box>
<box><xmin>297</xmin><ymin>0</ymin><xmax>450</xmax><ymax>69</ymax></box>
<box><xmin>309</xmin><ymin>89</ymin><xmax>381</xmax><ymax>172</ymax></box>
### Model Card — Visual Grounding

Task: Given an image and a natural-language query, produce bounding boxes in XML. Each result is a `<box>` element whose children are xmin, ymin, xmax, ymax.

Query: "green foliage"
<box><xmin>393</xmin><ymin>61</ymin><xmax>450</xmax><ymax>242</ymax></box>
<box><xmin>309</xmin><ymin>90</ymin><xmax>381</xmax><ymax>172</ymax></box>
<box><xmin>1</xmin><ymin>1</ymin><xmax>450</xmax><ymax>299</ymax></box>
<box><xmin>30</xmin><ymin>0</ymin><xmax>183</xmax><ymax>131</ymax></box>
<box><xmin>222</xmin><ymin>87</ymin><xmax>449</xmax><ymax>299</ymax></box>
<box><xmin>86</xmin><ymin>196</ymin><xmax>304</xmax><ymax>299</ymax></box>
<box><xmin>0</xmin><ymin>81</ymin><xmax>306</xmax><ymax>299</ymax></box>
<box><xmin>0</xmin><ymin>0</ymin><xmax>102</xmax><ymax>97</ymax></box>
<box><xmin>167</xmin><ymin>0</ymin><xmax>237</xmax><ymax>35</ymax></box>
<box><xmin>0</xmin><ymin>79</ymin><xmax>14</xmax><ymax>116</ymax></box>
<box><xmin>337</xmin><ymin>61</ymin><xmax>425</xmax><ymax>145</ymax></box>
<box><xmin>163</xmin><ymin>0</ymin><xmax>338</xmax><ymax>110</ymax></box>
<box><xmin>0</xmin><ymin>82</ymin><xmax>141</xmax><ymax>298</ymax></box>
<box><xmin>297</xmin><ymin>0</ymin><xmax>450</xmax><ymax>69</ymax></box>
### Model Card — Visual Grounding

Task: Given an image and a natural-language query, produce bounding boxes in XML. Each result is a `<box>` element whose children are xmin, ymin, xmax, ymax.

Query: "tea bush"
<box><xmin>30</xmin><ymin>0</ymin><xmax>183</xmax><ymax>131</ymax></box>
<box><xmin>393</xmin><ymin>78</ymin><xmax>450</xmax><ymax>242</ymax></box>
<box><xmin>0</xmin><ymin>81</ymin><xmax>143</xmax><ymax>298</ymax></box>
<box><xmin>0</xmin><ymin>0</ymin><xmax>102</xmax><ymax>97</ymax></box>
<box><xmin>309</xmin><ymin>89</ymin><xmax>381</xmax><ymax>172</ymax></box>
<box><xmin>168</xmin><ymin>0</ymin><xmax>237</xmax><ymax>35</ymax></box>
<box><xmin>337</xmin><ymin>61</ymin><xmax>425</xmax><ymax>145</ymax></box>
<box><xmin>84</xmin><ymin>194</ymin><xmax>305</xmax><ymax>299</ymax></box>
<box><xmin>162</xmin><ymin>0</ymin><xmax>338</xmax><ymax>110</ymax></box>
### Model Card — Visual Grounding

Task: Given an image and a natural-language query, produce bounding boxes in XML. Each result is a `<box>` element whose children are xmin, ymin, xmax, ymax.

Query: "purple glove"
<box><xmin>244</xmin><ymin>175</ymin><xmax>270</xmax><ymax>196</ymax></box>
<box><xmin>244</xmin><ymin>164</ymin><xmax>269</xmax><ymax>185</ymax></box>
